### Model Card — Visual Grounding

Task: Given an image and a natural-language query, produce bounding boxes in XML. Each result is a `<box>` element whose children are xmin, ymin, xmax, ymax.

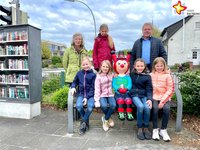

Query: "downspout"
<box><xmin>181</xmin><ymin>17</ymin><xmax>185</xmax><ymax>53</ymax></box>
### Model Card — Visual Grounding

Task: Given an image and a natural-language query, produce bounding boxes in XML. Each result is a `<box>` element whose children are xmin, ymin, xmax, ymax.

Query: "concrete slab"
<box><xmin>0</xmin><ymin>108</ymin><xmax>198</xmax><ymax>150</ymax></box>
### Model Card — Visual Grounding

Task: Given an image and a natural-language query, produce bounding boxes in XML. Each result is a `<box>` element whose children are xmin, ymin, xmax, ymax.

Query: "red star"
<box><xmin>173</xmin><ymin>0</ymin><xmax>187</xmax><ymax>15</ymax></box>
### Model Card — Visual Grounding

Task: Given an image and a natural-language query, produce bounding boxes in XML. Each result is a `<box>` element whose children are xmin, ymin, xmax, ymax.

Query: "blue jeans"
<box><xmin>76</xmin><ymin>96</ymin><xmax>94</xmax><ymax>122</ymax></box>
<box><xmin>100</xmin><ymin>97</ymin><xmax>116</xmax><ymax>120</ymax></box>
<box><xmin>132</xmin><ymin>97</ymin><xmax>151</xmax><ymax>128</ymax></box>
<box><xmin>152</xmin><ymin>100</ymin><xmax>170</xmax><ymax>129</ymax></box>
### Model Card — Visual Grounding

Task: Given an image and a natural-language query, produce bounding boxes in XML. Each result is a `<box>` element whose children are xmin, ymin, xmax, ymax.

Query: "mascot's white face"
<box><xmin>116</xmin><ymin>60</ymin><xmax>129</xmax><ymax>74</ymax></box>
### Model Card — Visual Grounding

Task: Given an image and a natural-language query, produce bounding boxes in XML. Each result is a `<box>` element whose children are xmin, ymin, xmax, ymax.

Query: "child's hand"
<box><xmin>70</xmin><ymin>88</ymin><xmax>76</xmax><ymax>96</ymax></box>
<box><xmin>82</xmin><ymin>98</ymin><xmax>87</xmax><ymax>106</ymax></box>
<box><xmin>158</xmin><ymin>102</ymin><xmax>164</xmax><ymax>109</ymax></box>
<box><xmin>95</xmin><ymin>101</ymin><xmax>100</xmax><ymax>108</ymax></box>
<box><xmin>146</xmin><ymin>100</ymin><xmax>152</xmax><ymax>109</ymax></box>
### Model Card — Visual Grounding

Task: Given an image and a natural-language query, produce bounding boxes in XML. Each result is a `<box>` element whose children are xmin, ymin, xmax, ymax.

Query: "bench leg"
<box><xmin>73</xmin><ymin>106</ymin><xmax>81</xmax><ymax>121</ymax></box>
<box><xmin>175</xmin><ymin>86</ymin><xmax>183</xmax><ymax>132</ymax></box>
<box><xmin>68</xmin><ymin>92</ymin><xmax>74</xmax><ymax>133</ymax></box>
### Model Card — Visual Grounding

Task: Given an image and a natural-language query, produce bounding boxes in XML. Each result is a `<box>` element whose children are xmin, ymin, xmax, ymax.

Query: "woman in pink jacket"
<box><xmin>94</xmin><ymin>60</ymin><xmax>116</xmax><ymax>131</ymax></box>
<box><xmin>150</xmin><ymin>57</ymin><xmax>174</xmax><ymax>142</ymax></box>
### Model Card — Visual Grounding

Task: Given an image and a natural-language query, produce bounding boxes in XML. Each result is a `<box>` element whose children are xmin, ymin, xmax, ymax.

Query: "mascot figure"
<box><xmin>111</xmin><ymin>51</ymin><xmax>134</xmax><ymax>121</ymax></box>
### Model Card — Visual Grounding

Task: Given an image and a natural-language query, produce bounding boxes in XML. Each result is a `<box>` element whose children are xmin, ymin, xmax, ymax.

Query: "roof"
<box><xmin>42</xmin><ymin>40</ymin><xmax>67</xmax><ymax>47</ymax></box>
<box><xmin>160</xmin><ymin>16</ymin><xmax>193</xmax><ymax>41</ymax></box>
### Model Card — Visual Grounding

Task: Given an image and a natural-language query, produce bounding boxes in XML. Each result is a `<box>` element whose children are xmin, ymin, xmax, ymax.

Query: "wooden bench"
<box><xmin>67</xmin><ymin>74</ymin><xmax>183</xmax><ymax>134</ymax></box>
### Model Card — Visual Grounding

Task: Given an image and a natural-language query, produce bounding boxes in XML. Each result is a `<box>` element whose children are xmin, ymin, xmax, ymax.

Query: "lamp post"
<box><xmin>65</xmin><ymin>0</ymin><xmax>97</xmax><ymax>38</ymax></box>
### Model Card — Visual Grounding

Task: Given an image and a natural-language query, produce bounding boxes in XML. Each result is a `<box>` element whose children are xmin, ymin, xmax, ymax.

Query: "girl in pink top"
<box><xmin>94</xmin><ymin>60</ymin><xmax>116</xmax><ymax>131</ymax></box>
<box><xmin>150</xmin><ymin>57</ymin><xmax>174</xmax><ymax>142</ymax></box>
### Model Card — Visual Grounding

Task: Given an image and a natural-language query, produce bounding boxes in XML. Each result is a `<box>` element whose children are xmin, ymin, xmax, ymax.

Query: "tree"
<box><xmin>41</xmin><ymin>41</ymin><xmax>51</xmax><ymax>59</ymax></box>
<box><xmin>152</xmin><ymin>25</ymin><xmax>162</xmax><ymax>38</ymax></box>
<box><xmin>87</xmin><ymin>50</ymin><xmax>93</xmax><ymax>57</ymax></box>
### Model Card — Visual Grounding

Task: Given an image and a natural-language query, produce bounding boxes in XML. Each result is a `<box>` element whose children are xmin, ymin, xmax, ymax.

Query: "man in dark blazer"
<box><xmin>130</xmin><ymin>23</ymin><xmax>167</xmax><ymax>72</ymax></box>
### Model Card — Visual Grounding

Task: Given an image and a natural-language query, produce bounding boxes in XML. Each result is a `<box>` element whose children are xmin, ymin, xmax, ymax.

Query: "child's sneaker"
<box><xmin>101</xmin><ymin>116</ymin><xmax>109</xmax><ymax>131</ymax></box>
<box><xmin>108</xmin><ymin>118</ymin><xmax>114</xmax><ymax>127</ymax></box>
<box><xmin>152</xmin><ymin>128</ymin><xmax>160</xmax><ymax>140</ymax></box>
<box><xmin>86</xmin><ymin>120</ymin><xmax>89</xmax><ymax>131</ymax></box>
<box><xmin>159</xmin><ymin>129</ymin><xmax>171</xmax><ymax>142</ymax></box>
<box><xmin>137</xmin><ymin>128</ymin><xmax>144</xmax><ymax>140</ymax></box>
<box><xmin>79</xmin><ymin>121</ymin><xmax>86</xmax><ymax>135</ymax></box>
<box><xmin>118</xmin><ymin>112</ymin><xmax>125</xmax><ymax>121</ymax></box>
<box><xmin>143</xmin><ymin>128</ymin><xmax>152</xmax><ymax>140</ymax></box>
<box><xmin>126</xmin><ymin>113</ymin><xmax>134</xmax><ymax>121</ymax></box>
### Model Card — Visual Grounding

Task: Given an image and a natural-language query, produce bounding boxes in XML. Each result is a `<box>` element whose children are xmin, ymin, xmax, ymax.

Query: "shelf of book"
<box><xmin>0</xmin><ymin>24</ymin><xmax>41</xmax><ymax>119</ymax></box>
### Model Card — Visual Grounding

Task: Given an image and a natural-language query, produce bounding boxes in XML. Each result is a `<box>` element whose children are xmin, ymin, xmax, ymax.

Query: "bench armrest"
<box><xmin>67</xmin><ymin>91</ymin><xmax>74</xmax><ymax>133</ymax></box>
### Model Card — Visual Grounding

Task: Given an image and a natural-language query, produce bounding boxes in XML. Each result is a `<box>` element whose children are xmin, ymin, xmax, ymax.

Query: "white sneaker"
<box><xmin>101</xmin><ymin>116</ymin><xmax>109</xmax><ymax>131</ymax></box>
<box><xmin>152</xmin><ymin>128</ymin><xmax>160</xmax><ymax>140</ymax></box>
<box><xmin>159</xmin><ymin>129</ymin><xmax>171</xmax><ymax>142</ymax></box>
<box><xmin>108</xmin><ymin>118</ymin><xmax>114</xmax><ymax>127</ymax></box>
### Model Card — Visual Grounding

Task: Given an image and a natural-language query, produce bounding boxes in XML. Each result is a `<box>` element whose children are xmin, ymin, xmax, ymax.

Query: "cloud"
<box><xmin>126</xmin><ymin>14</ymin><xmax>143</xmax><ymax>21</ymax></box>
<box><xmin>0</xmin><ymin>0</ymin><xmax>184</xmax><ymax>51</ymax></box>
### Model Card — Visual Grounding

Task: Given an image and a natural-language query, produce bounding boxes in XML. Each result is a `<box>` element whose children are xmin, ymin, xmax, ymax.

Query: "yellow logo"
<box><xmin>173</xmin><ymin>0</ymin><xmax>187</xmax><ymax>15</ymax></box>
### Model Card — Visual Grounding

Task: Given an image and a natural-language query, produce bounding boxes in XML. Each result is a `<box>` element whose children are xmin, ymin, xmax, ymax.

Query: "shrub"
<box><xmin>51</xmin><ymin>56</ymin><xmax>62</xmax><ymax>65</ymax></box>
<box><xmin>42</xmin><ymin>93</ymin><xmax>54</xmax><ymax>104</ymax></box>
<box><xmin>42</xmin><ymin>59</ymin><xmax>51</xmax><ymax>68</ymax></box>
<box><xmin>42</xmin><ymin>74</ymin><xmax>61</xmax><ymax>95</ymax></box>
<box><xmin>181</xmin><ymin>62</ymin><xmax>190</xmax><ymax>71</ymax></box>
<box><xmin>51</xmin><ymin>86</ymin><xmax>69</xmax><ymax>109</ymax></box>
<box><xmin>178</xmin><ymin>70</ymin><xmax>200</xmax><ymax>117</ymax></box>
<box><xmin>55</xmin><ymin>63</ymin><xmax>63</xmax><ymax>68</ymax></box>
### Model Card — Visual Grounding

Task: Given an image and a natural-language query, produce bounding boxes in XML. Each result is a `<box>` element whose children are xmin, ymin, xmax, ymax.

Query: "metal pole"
<box><xmin>65</xmin><ymin>0</ymin><xmax>97</xmax><ymax>38</ymax></box>
<box><xmin>181</xmin><ymin>17</ymin><xmax>185</xmax><ymax>53</ymax></box>
<box><xmin>60</xmin><ymin>71</ymin><xmax>65</xmax><ymax>88</ymax></box>
<box><xmin>76</xmin><ymin>0</ymin><xmax>96</xmax><ymax>38</ymax></box>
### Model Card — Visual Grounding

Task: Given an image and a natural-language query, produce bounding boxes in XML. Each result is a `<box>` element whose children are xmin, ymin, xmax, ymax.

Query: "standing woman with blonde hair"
<box><xmin>63</xmin><ymin>33</ymin><xmax>88</xmax><ymax>86</ymax></box>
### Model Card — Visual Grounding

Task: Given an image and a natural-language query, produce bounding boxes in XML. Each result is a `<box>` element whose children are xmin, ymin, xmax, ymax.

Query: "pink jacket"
<box><xmin>94</xmin><ymin>73</ymin><xmax>114</xmax><ymax>103</ymax></box>
<box><xmin>150</xmin><ymin>72</ymin><xmax>174</xmax><ymax>104</ymax></box>
<box><xmin>92</xmin><ymin>34</ymin><xmax>115</xmax><ymax>69</ymax></box>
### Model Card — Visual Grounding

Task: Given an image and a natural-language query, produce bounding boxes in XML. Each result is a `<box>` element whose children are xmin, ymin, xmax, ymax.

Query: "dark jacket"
<box><xmin>130</xmin><ymin>72</ymin><xmax>153</xmax><ymax>100</ymax></box>
<box><xmin>130</xmin><ymin>36</ymin><xmax>167</xmax><ymax>71</ymax></box>
<box><xmin>71</xmin><ymin>69</ymin><xmax>96</xmax><ymax>99</ymax></box>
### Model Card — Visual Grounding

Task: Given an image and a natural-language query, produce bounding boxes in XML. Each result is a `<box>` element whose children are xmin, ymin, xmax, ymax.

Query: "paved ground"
<box><xmin>0</xmin><ymin>108</ymin><xmax>199</xmax><ymax>150</ymax></box>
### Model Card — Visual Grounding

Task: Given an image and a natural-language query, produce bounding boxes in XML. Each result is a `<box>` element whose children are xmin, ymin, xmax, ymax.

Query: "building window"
<box><xmin>195</xmin><ymin>22</ymin><xmax>200</xmax><ymax>29</ymax></box>
<box><xmin>192</xmin><ymin>51</ymin><xmax>197</xmax><ymax>59</ymax></box>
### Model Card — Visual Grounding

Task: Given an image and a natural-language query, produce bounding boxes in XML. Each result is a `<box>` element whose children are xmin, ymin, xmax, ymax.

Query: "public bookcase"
<box><xmin>0</xmin><ymin>24</ymin><xmax>42</xmax><ymax>119</ymax></box>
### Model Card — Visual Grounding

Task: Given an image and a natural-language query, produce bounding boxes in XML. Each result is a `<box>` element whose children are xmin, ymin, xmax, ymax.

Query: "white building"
<box><xmin>161</xmin><ymin>16</ymin><xmax>200</xmax><ymax>66</ymax></box>
<box><xmin>42</xmin><ymin>40</ymin><xmax>67</xmax><ymax>56</ymax></box>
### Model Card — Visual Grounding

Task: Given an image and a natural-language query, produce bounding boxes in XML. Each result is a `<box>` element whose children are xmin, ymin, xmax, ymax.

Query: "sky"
<box><xmin>1</xmin><ymin>0</ymin><xmax>187</xmax><ymax>51</ymax></box>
